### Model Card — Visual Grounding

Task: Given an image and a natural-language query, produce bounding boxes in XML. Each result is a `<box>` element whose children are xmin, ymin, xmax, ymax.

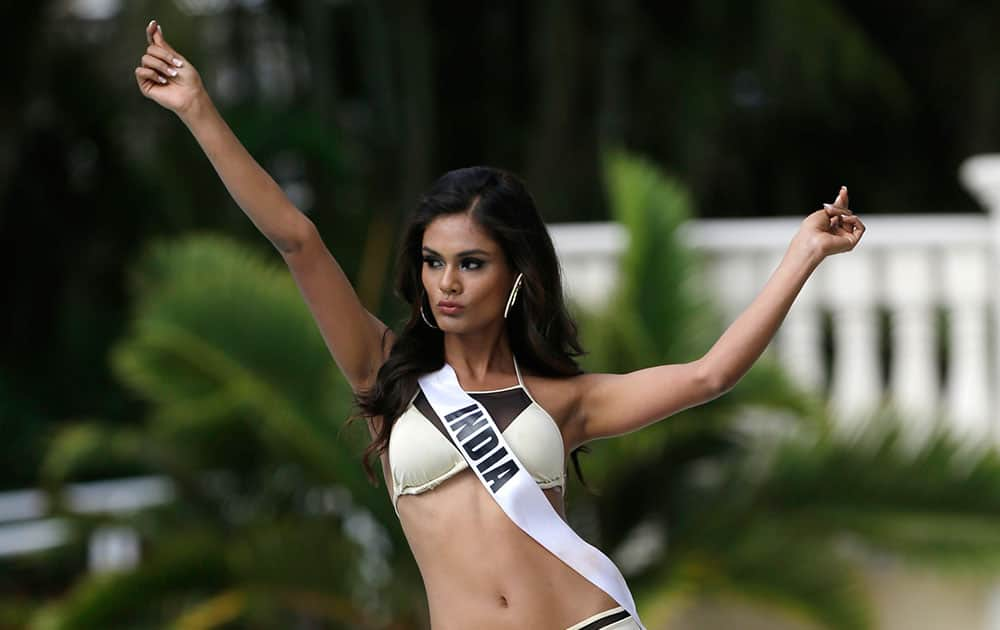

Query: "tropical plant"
<box><xmin>31</xmin><ymin>235</ymin><xmax>425</xmax><ymax>629</ymax></box>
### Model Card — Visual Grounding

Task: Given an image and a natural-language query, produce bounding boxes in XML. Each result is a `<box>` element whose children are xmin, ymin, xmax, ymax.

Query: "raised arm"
<box><xmin>135</xmin><ymin>19</ymin><xmax>394</xmax><ymax>390</ymax></box>
<box><xmin>567</xmin><ymin>188</ymin><xmax>865</xmax><ymax>447</ymax></box>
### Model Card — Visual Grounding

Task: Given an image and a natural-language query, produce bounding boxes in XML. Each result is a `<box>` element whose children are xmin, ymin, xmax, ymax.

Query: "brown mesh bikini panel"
<box><xmin>412</xmin><ymin>388</ymin><xmax>532</xmax><ymax>446</ymax></box>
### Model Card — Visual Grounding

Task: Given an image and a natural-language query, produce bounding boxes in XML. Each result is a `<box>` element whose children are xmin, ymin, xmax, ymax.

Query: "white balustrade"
<box><xmin>549</xmin><ymin>222</ymin><xmax>627</xmax><ymax>311</ymax></box>
<box><xmin>822</xmin><ymin>248</ymin><xmax>884</xmax><ymax>431</ymax></box>
<box><xmin>942</xmin><ymin>247</ymin><xmax>993</xmax><ymax>443</ymax></box>
<box><xmin>884</xmin><ymin>247</ymin><xmax>938</xmax><ymax>444</ymax></box>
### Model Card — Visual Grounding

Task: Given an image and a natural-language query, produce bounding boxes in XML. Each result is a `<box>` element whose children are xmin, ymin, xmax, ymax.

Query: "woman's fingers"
<box><xmin>835</xmin><ymin>186</ymin><xmax>849</xmax><ymax>211</ymax></box>
<box><xmin>820</xmin><ymin>205</ymin><xmax>864</xmax><ymax>242</ymax></box>
<box><xmin>139</xmin><ymin>20</ymin><xmax>185</xmax><ymax>85</ymax></box>
<box><xmin>844</xmin><ymin>214</ymin><xmax>865</xmax><ymax>233</ymax></box>
<box><xmin>152</xmin><ymin>22</ymin><xmax>182</xmax><ymax>60</ymax></box>
<box><xmin>838</xmin><ymin>215</ymin><xmax>865</xmax><ymax>243</ymax></box>
<box><xmin>144</xmin><ymin>20</ymin><xmax>185</xmax><ymax>65</ymax></box>
<box><xmin>145</xmin><ymin>44</ymin><xmax>182</xmax><ymax>67</ymax></box>
<box><xmin>830</xmin><ymin>213</ymin><xmax>863</xmax><ymax>227</ymax></box>
<box><xmin>136</xmin><ymin>66</ymin><xmax>168</xmax><ymax>86</ymax></box>
<box><xmin>142</xmin><ymin>53</ymin><xmax>178</xmax><ymax>79</ymax></box>
<box><xmin>823</xmin><ymin>186</ymin><xmax>851</xmax><ymax>214</ymax></box>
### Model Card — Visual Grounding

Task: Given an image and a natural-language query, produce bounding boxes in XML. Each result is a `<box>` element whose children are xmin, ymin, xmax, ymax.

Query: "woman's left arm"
<box><xmin>702</xmin><ymin>186</ymin><xmax>863</xmax><ymax>391</ymax></box>
<box><xmin>568</xmin><ymin>187</ymin><xmax>864</xmax><ymax>447</ymax></box>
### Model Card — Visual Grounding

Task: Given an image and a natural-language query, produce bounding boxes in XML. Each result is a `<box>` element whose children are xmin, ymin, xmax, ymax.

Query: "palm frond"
<box><xmin>40</xmin><ymin>421</ymin><xmax>147</xmax><ymax>485</ymax></box>
<box><xmin>113</xmin><ymin>234</ymin><xmax>367</xmax><ymax>488</ymax></box>
<box><xmin>29</xmin><ymin>531</ymin><xmax>229</xmax><ymax>630</ymax></box>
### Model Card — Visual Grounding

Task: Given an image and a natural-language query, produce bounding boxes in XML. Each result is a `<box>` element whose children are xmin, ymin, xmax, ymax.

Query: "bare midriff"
<box><xmin>392</xmin><ymin>468</ymin><xmax>620</xmax><ymax>630</ymax></box>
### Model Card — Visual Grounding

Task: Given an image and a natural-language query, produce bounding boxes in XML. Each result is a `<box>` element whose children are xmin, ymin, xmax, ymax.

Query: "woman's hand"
<box><xmin>134</xmin><ymin>19</ymin><xmax>206</xmax><ymax>116</ymax></box>
<box><xmin>794</xmin><ymin>186</ymin><xmax>866</xmax><ymax>261</ymax></box>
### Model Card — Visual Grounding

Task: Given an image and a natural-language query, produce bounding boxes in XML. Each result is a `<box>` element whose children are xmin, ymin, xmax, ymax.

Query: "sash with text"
<box><xmin>418</xmin><ymin>362</ymin><xmax>645</xmax><ymax>628</ymax></box>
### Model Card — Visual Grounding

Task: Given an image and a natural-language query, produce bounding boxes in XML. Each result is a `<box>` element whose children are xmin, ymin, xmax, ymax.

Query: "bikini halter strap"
<box><xmin>512</xmin><ymin>353</ymin><xmax>525</xmax><ymax>388</ymax></box>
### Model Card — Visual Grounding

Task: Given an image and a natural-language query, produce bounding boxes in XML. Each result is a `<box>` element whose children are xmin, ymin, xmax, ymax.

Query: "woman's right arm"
<box><xmin>135</xmin><ymin>19</ymin><xmax>394</xmax><ymax>390</ymax></box>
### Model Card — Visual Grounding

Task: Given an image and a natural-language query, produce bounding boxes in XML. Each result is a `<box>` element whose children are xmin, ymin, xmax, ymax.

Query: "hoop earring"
<box><xmin>504</xmin><ymin>272</ymin><xmax>524</xmax><ymax>319</ymax></box>
<box><xmin>420</xmin><ymin>293</ymin><xmax>439</xmax><ymax>329</ymax></box>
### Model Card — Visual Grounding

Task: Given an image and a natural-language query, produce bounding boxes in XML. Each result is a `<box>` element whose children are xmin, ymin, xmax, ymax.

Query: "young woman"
<box><xmin>135</xmin><ymin>19</ymin><xmax>864</xmax><ymax>630</ymax></box>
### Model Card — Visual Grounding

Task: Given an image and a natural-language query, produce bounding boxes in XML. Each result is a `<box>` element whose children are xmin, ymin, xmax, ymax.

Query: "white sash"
<box><xmin>418</xmin><ymin>362</ymin><xmax>645</xmax><ymax>628</ymax></box>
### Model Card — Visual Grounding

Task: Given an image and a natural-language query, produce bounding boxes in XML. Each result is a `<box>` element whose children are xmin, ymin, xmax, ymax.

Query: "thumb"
<box><xmin>153</xmin><ymin>24</ymin><xmax>184</xmax><ymax>61</ymax></box>
<box><xmin>832</xmin><ymin>185</ymin><xmax>849</xmax><ymax>210</ymax></box>
<box><xmin>153</xmin><ymin>23</ymin><xmax>171</xmax><ymax>51</ymax></box>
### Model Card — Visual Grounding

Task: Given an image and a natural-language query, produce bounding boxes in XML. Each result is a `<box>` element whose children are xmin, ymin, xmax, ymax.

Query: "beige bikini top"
<box><xmin>388</xmin><ymin>354</ymin><xmax>566</xmax><ymax>515</ymax></box>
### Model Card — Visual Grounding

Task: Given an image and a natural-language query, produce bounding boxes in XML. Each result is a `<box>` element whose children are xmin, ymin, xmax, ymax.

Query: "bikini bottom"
<box><xmin>564</xmin><ymin>606</ymin><xmax>641</xmax><ymax>630</ymax></box>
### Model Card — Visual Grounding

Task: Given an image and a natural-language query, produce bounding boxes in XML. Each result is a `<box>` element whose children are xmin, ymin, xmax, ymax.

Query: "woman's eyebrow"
<box><xmin>422</xmin><ymin>246</ymin><xmax>491</xmax><ymax>257</ymax></box>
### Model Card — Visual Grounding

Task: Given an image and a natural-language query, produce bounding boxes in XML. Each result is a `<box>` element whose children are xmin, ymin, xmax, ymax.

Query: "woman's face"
<box><xmin>421</xmin><ymin>212</ymin><xmax>516</xmax><ymax>333</ymax></box>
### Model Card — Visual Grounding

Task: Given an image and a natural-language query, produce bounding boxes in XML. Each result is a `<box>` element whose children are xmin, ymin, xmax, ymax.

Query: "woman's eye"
<box><xmin>422</xmin><ymin>257</ymin><xmax>483</xmax><ymax>270</ymax></box>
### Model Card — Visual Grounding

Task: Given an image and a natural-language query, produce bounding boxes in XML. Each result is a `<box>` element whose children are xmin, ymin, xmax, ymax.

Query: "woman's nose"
<box><xmin>440</xmin><ymin>265</ymin><xmax>460</xmax><ymax>292</ymax></box>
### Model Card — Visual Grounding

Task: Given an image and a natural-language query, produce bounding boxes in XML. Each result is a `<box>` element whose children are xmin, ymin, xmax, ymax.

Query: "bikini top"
<box><xmin>388</xmin><ymin>354</ymin><xmax>567</xmax><ymax>515</ymax></box>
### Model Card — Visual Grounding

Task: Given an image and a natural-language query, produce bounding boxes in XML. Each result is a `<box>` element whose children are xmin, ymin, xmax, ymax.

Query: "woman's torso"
<box><xmin>369</xmin><ymin>359</ymin><xmax>620</xmax><ymax>630</ymax></box>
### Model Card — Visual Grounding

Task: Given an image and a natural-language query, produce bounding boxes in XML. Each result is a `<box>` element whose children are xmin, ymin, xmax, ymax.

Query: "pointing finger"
<box><xmin>146</xmin><ymin>19</ymin><xmax>155</xmax><ymax>46</ymax></box>
<box><xmin>834</xmin><ymin>186</ymin><xmax>849</xmax><ymax>212</ymax></box>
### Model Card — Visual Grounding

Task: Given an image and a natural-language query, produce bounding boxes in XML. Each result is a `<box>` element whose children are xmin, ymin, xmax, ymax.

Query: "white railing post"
<box><xmin>89</xmin><ymin>525</ymin><xmax>140</xmax><ymax>573</ymax></box>
<box><xmin>942</xmin><ymin>247</ymin><xmax>991</xmax><ymax>442</ymax></box>
<box><xmin>777</xmin><ymin>249</ymin><xmax>825</xmax><ymax>394</ymax></box>
<box><xmin>823</xmin><ymin>250</ymin><xmax>883</xmax><ymax>433</ymax></box>
<box><xmin>885</xmin><ymin>248</ymin><xmax>939</xmax><ymax>442</ymax></box>
<box><xmin>548</xmin><ymin>222</ymin><xmax>627</xmax><ymax>313</ymax></box>
<box><xmin>959</xmin><ymin>155</ymin><xmax>1000</xmax><ymax>446</ymax></box>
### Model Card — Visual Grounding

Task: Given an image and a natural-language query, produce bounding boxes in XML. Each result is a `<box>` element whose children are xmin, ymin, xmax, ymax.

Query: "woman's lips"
<box><xmin>438</xmin><ymin>303</ymin><xmax>464</xmax><ymax>315</ymax></box>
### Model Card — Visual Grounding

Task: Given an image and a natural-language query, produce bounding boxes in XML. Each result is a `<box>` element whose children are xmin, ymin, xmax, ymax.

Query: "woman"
<box><xmin>135</xmin><ymin>19</ymin><xmax>864</xmax><ymax>630</ymax></box>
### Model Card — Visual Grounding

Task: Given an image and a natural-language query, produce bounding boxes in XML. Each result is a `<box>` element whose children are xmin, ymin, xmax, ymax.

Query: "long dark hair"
<box><xmin>352</xmin><ymin>166</ymin><xmax>593</xmax><ymax>491</ymax></box>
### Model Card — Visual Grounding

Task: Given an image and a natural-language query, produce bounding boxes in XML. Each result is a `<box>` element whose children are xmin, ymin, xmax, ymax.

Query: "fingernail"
<box><xmin>172</xmin><ymin>58</ymin><xmax>183</xmax><ymax>67</ymax></box>
<box><xmin>823</xmin><ymin>203</ymin><xmax>832</xmax><ymax>208</ymax></box>
<box><xmin>147</xmin><ymin>19</ymin><xmax>155</xmax><ymax>29</ymax></box>
<box><xmin>168</xmin><ymin>68</ymin><xmax>177</xmax><ymax>76</ymax></box>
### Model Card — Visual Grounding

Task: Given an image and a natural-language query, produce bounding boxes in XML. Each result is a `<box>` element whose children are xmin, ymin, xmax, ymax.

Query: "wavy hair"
<box><xmin>351</xmin><ymin>166</ymin><xmax>593</xmax><ymax>491</ymax></box>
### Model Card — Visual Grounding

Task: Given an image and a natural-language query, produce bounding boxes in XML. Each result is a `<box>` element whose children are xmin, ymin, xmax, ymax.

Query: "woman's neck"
<box><xmin>443</xmin><ymin>325</ymin><xmax>515</xmax><ymax>384</ymax></box>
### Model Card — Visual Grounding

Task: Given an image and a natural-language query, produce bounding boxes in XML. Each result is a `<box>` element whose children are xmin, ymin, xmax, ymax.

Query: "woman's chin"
<box><xmin>436</xmin><ymin>317</ymin><xmax>482</xmax><ymax>334</ymax></box>
<box><xmin>437</xmin><ymin>319</ymin><xmax>463</xmax><ymax>332</ymax></box>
